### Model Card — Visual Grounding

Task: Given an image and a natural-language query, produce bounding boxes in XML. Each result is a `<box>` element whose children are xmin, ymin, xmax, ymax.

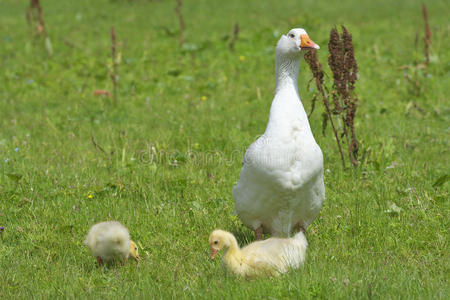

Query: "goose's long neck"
<box><xmin>266</xmin><ymin>53</ymin><xmax>312</xmax><ymax>136</ymax></box>
<box><xmin>275</xmin><ymin>54</ymin><xmax>301</xmax><ymax>94</ymax></box>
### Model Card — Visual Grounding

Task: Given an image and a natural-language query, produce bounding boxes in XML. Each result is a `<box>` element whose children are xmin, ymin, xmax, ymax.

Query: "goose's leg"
<box><xmin>294</xmin><ymin>223</ymin><xmax>306</xmax><ymax>234</ymax></box>
<box><xmin>254</xmin><ymin>226</ymin><xmax>263</xmax><ymax>240</ymax></box>
<box><xmin>96</xmin><ymin>256</ymin><xmax>103</xmax><ymax>266</ymax></box>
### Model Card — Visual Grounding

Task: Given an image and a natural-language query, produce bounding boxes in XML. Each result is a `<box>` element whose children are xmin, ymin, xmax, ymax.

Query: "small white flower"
<box><xmin>14</xmin><ymin>147</ymin><xmax>19</xmax><ymax>152</ymax></box>
<box><xmin>4</xmin><ymin>158</ymin><xmax>8</xmax><ymax>163</ymax></box>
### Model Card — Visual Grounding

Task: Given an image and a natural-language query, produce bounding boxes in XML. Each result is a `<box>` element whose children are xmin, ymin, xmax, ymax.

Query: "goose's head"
<box><xmin>209</xmin><ymin>230</ymin><xmax>233</xmax><ymax>259</ymax></box>
<box><xmin>129</xmin><ymin>240</ymin><xmax>141</xmax><ymax>261</ymax></box>
<box><xmin>276</xmin><ymin>28</ymin><xmax>320</xmax><ymax>58</ymax></box>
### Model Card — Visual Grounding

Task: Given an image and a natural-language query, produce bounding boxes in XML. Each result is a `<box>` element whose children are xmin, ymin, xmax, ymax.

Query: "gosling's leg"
<box><xmin>121</xmin><ymin>257</ymin><xmax>127</xmax><ymax>266</ymax></box>
<box><xmin>254</xmin><ymin>226</ymin><xmax>263</xmax><ymax>240</ymax></box>
<box><xmin>96</xmin><ymin>256</ymin><xmax>103</xmax><ymax>266</ymax></box>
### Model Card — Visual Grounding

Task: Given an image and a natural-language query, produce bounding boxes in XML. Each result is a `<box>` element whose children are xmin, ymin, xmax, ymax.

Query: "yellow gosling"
<box><xmin>85</xmin><ymin>221</ymin><xmax>140</xmax><ymax>266</ymax></box>
<box><xmin>209</xmin><ymin>229</ymin><xmax>307</xmax><ymax>277</ymax></box>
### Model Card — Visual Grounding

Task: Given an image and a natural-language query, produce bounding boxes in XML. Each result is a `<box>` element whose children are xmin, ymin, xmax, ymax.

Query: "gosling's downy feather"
<box><xmin>85</xmin><ymin>221</ymin><xmax>131</xmax><ymax>263</ymax></box>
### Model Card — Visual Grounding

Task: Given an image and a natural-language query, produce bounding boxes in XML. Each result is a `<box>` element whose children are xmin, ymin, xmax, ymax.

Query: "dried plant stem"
<box><xmin>306</xmin><ymin>90</ymin><xmax>317</xmax><ymax>117</ymax></box>
<box><xmin>175</xmin><ymin>0</ymin><xmax>185</xmax><ymax>46</ymax></box>
<box><xmin>422</xmin><ymin>4</ymin><xmax>431</xmax><ymax>65</ymax></box>
<box><xmin>91</xmin><ymin>135</ymin><xmax>107</xmax><ymax>155</ymax></box>
<box><xmin>406</xmin><ymin>32</ymin><xmax>421</xmax><ymax>96</ymax></box>
<box><xmin>323</xmin><ymin>93</ymin><xmax>347</xmax><ymax>168</ymax></box>
<box><xmin>229</xmin><ymin>22</ymin><xmax>240</xmax><ymax>51</ymax></box>
<box><xmin>111</xmin><ymin>27</ymin><xmax>118</xmax><ymax>107</ymax></box>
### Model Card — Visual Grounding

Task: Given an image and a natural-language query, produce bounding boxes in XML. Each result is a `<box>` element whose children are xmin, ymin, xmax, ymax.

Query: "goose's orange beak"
<box><xmin>210</xmin><ymin>247</ymin><xmax>218</xmax><ymax>259</ymax></box>
<box><xmin>300</xmin><ymin>34</ymin><xmax>320</xmax><ymax>49</ymax></box>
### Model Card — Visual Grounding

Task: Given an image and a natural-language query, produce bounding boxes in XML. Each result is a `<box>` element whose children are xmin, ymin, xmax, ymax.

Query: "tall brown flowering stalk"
<box><xmin>422</xmin><ymin>4</ymin><xmax>431</xmax><ymax>65</ymax></box>
<box><xmin>175</xmin><ymin>0</ymin><xmax>185</xmax><ymax>46</ymax></box>
<box><xmin>328</xmin><ymin>26</ymin><xmax>359</xmax><ymax>166</ymax></box>
<box><xmin>305</xmin><ymin>26</ymin><xmax>360</xmax><ymax>168</ymax></box>
<box><xmin>229</xmin><ymin>23</ymin><xmax>240</xmax><ymax>51</ymax></box>
<box><xmin>26</xmin><ymin>0</ymin><xmax>46</xmax><ymax>37</ymax></box>
<box><xmin>111</xmin><ymin>27</ymin><xmax>118</xmax><ymax>107</ymax></box>
<box><xmin>26</xmin><ymin>0</ymin><xmax>53</xmax><ymax>55</ymax></box>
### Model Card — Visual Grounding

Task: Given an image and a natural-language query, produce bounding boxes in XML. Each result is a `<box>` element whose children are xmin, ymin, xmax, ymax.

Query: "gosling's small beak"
<box><xmin>300</xmin><ymin>34</ymin><xmax>320</xmax><ymax>50</ymax></box>
<box><xmin>210</xmin><ymin>247</ymin><xmax>218</xmax><ymax>259</ymax></box>
<box><xmin>135</xmin><ymin>255</ymin><xmax>141</xmax><ymax>261</ymax></box>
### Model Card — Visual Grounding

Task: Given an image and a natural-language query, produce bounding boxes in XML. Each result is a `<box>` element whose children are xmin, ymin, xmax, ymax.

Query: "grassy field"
<box><xmin>0</xmin><ymin>0</ymin><xmax>448</xmax><ymax>298</ymax></box>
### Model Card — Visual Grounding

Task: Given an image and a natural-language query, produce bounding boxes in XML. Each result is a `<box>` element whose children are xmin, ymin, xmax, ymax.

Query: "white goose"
<box><xmin>233</xmin><ymin>28</ymin><xmax>325</xmax><ymax>238</ymax></box>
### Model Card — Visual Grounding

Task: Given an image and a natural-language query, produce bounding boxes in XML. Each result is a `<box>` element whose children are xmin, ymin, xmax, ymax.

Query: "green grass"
<box><xmin>0</xmin><ymin>0</ymin><xmax>448</xmax><ymax>298</ymax></box>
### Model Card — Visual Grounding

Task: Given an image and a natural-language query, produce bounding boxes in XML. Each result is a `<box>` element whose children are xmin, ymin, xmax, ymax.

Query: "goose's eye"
<box><xmin>214</xmin><ymin>241</ymin><xmax>218</xmax><ymax>245</ymax></box>
<box><xmin>289</xmin><ymin>33</ymin><xmax>295</xmax><ymax>38</ymax></box>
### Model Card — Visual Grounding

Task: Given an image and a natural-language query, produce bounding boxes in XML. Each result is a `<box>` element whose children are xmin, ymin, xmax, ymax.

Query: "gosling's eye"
<box><xmin>135</xmin><ymin>247</ymin><xmax>138</xmax><ymax>251</ymax></box>
<box><xmin>289</xmin><ymin>33</ymin><xmax>295</xmax><ymax>38</ymax></box>
<box><xmin>214</xmin><ymin>241</ymin><xmax>218</xmax><ymax>245</ymax></box>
